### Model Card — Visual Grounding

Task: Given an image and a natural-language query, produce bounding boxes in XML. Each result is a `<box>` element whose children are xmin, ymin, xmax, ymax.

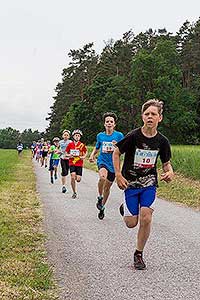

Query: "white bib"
<box><xmin>102</xmin><ymin>141</ymin><xmax>114</xmax><ymax>153</ymax></box>
<box><xmin>134</xmin><ymin>148</ymin><xmax>158</xmax><ymax>168</ymax></box>
<box><xmin>70</xmin><ymin>149</ymin><xmax>80</xmax><ymax>156</ymax></box>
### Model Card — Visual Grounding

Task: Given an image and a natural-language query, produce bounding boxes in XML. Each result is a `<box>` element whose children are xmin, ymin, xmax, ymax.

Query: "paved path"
<box><xmin>34</xmin><ymin>161</ymin><xmax>200</xmax><ymax>300</ymax></box>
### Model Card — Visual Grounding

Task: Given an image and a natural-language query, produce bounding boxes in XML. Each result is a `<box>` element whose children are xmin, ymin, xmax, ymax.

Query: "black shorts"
<box><xmin>42</xmin><ymin>151</ymin><xmax>48</xmax><ymax>158</ymax></box>
<box><xmin>60</xmin><ymin>159</ymin><xmax>70</xmax><ymax>176</ymax></box>
<box><xmin>98</xmin><ymin>164</ymin><xmax>115</xmax><ymax>182</ymax></box>
<box><xmin>70</xmin><ymin>165</ymin><xmax>83</xmax><ymax>176</ymax></box>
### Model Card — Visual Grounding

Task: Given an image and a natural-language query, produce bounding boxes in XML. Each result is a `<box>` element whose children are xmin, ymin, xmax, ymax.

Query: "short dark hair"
<box><xmin>141</xmin><ymin>99</ymin><xmax>164</xmax><ymax>115</ymax></box>
<box><xmin>103</xmin><ymin>112</ymin><xmax>118</xmax><ymax>122</ymax></box>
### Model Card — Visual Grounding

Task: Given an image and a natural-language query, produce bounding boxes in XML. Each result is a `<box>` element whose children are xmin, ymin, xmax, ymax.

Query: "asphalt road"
<box><xmin>34</xmin><ymin>161</ymin><xmax>200</xmax><ymax>300</ymax></box>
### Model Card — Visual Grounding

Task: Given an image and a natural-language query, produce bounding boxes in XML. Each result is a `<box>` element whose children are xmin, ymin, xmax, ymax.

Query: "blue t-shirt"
<box><xmin>96</xmin><ymin>131</ymin><xmax>124</xmax><ymax>173</ymax></box>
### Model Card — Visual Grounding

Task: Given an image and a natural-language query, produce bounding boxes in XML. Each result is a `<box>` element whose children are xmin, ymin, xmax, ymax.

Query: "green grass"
<box><xmin>0</xmin><ymin>149</ymin><xmax>20</xmax><ymax>183</ymax></box>
<box><xmin>171</xmin><ymin>145</ymin><xmax>200</xmax><ymax>180</ymax></box>
<box><xmin>0</xmin><ymin>150</ymin><xmax>57</xmax><ymax>300</ymax></box>
<box><xmin>84</xmin><ymin>146</ymin><xmax>98</xmax><ymax>172</ymax></box>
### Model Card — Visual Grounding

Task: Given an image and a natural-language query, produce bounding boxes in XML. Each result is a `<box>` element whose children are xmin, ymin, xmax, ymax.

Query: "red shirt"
<box><xmin>66</xmin><ymin>141</ymin><xmax>87</xmax><ymax>167</ymax></box>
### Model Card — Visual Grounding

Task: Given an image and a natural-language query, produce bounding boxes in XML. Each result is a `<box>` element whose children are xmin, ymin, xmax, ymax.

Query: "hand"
<box><xmin>116</xmin><ymin>173</ymin><xmax>128</xmax><ymax>190</ymax></box>
<box><xmin>89</xmin><ymin>156</ymin><xmax>95</xmax><ymax>163</ymax></box>
<box><xmin>160</xmin><ymin>171</ymin><xmax>173</xmax><ymax>183</ymax></box>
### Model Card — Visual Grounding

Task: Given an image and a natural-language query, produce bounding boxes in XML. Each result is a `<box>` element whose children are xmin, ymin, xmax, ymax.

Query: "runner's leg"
<box><xmin>71</xmin><ymin>172</ymin><xmax>76</xmax><ymax>194</ymax></box>
<box><xmin>102</xmin><ymin>179</ymin><xmax>113</xmax><ymax>206</ymax></box>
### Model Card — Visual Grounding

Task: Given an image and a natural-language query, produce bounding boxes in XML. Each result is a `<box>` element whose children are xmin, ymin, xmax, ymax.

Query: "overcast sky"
<box><xmin>0</xmin><ymin>0</ymin><xmax>199</xmax><ymax>132</ymax></box>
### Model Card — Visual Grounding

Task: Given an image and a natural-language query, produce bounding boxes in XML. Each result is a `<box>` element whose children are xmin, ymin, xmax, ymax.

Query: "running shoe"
<box><xmin>98</xmin><ymin>207</ymin><xmax>105</xmax><ymax>220</ymax></box>
<box><xmin>45</xmin><ymin>164</ymin><xmax>47</xmax><ymax>168</ymax></box>
<box><xmin>54</xmin><ymin>174</ymin><xmax>58</xmax><ymax>180</ymax></box>
<box><xmin>72</xmin><ymin>192</ymin><xmax>77</xmax><ymax>199</ymax></box>
<box><xmin>96</xmin><ymin>196</ymin><xmax>103</xmax><ymax>210</ymax></box>
<box><xmin>134</xmin><ymin>252</ymin><xmax>146</xmax><ymax>270</ymax></box>
<box><xmin>50</xmin><ymin>177</ymin><xmax>54</xmax><ymax>184</ymax></box>
<box><xmin>62</xmin><ymin>186</ymin><xmax>67</xmax><ymax>193</ymax></box>
<box><xmin>119</xmin><ymin>203</ymin><xmax>124</xmax><ymax>216</ymax></box>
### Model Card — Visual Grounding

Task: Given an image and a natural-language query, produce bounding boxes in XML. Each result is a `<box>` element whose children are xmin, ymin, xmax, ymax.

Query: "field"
<box><xmin>0</xmin><ymin>149</ymin><xmax>18</xmax><ymax>183</ymax></box>
<box><xmin>171</xmin><ymin>145</ymin><xmax>200</xmax><ymax>180</ymax></box>
<box><xmin>0</xmin><ymin>149</ymin><xmax>57</xmax><ymax>300</ymax></box>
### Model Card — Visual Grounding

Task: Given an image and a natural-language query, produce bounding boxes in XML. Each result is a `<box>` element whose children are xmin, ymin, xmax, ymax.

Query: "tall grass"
<box><xmin>171</xmin><ymin>145</ymin><xmax>200</xmax><ymax>180</ymax></box>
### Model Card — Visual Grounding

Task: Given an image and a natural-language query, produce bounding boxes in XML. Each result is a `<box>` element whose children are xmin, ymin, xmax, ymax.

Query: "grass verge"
<box><xmin>0</xmin><ymin>150</ymin><xmax>58</xmax><ymax>300</ymax></box>
<box><xmin>157</xmin><ymin>171</ymin><xmax>200</xmax><ymax>209</ymax></box>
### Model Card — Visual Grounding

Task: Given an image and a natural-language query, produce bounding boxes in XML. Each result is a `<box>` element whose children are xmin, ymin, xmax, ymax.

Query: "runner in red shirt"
<box><xmin>66</xmin><ymin>129</ymin><xmax>87</xmax><ymax>198</ymax></box>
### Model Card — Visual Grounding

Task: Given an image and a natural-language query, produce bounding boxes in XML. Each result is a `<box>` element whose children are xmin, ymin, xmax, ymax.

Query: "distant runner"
<box><xmin>89</xmin><ymin>112</ymin><xmax>124</xmax><ymax>220</ymax></box>
<box><xmin>30</xmin><ymin>141</ymin><xmax>36</xmax><ymax>158</ymax></box>
<box><xmin>113</xmin><ymin>99</ymin><xmax>174</xmax><ymax>270</ymax></box>
<box><xmin>41</xmin><ymin>141</ymin><xmax>49</xmax><ymax>168</ymax></box>
<box><xmin>59</xmin><ymin>130</ymin><xmax>72</xmax><ymax>193</ymax></box>
<box><xmin>48</xmin><ymin>137</ymin><xmax>61</xmax><ymax>184</ymax></box>
<box><xmin>17</xmin><ymin>142</ymin><xmax>23</xmax><ymax>156</ymax></box>
<box><xmin>66</xmin><ymin>129</ymin><xmax>87</xmax><ymax>199</ymax></box>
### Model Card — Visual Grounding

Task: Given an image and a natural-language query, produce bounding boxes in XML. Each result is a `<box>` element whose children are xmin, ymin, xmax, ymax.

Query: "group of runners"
<box><xmin>33</xmin><ymin>99</ymin><xmax>174</xmax><ymax>270</ymax></box>
<box><xmin>31</xmin><ymin>130</ymin><xmax>88</xmax><ymax>199</ymax></box>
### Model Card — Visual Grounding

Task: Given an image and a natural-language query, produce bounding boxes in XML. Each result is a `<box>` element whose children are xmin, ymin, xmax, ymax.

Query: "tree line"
<box><xmin>46</xmin><ymin>18</ymin><xmax>200</xmax><ymax>144</ymax></box>
<box><xmin>0</xmin><ymin>128</ymin><xmax>42</xmax><ymax>149</ymax></box>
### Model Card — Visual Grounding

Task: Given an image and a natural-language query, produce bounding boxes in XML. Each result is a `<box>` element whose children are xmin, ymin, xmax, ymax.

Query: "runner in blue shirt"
<box><xmin>89</xmin><ymin>112</ymin><xmax>124</xmax><ymax>219</ymax></box>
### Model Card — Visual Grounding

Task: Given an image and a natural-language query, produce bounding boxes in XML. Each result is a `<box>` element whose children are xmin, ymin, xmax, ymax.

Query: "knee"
<box><xmin>140</xmin><ymin>212</ymin><xmax>152</xmax><ymax>227</ymax></box>
<box><xmin>99</xmin><ymin>175</ymin><xmax>106</xmax><ymax>182</ymax></box>
<box><xmin>124</xmin><ymin>217</ymin><xmax>138</xmax><ymax>228</ymax></box>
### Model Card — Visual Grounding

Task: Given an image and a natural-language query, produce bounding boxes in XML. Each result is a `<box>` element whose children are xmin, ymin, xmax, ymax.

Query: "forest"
<box><xmin>0</xmin><ymin>128</ymin><xmax>42</xmax><ymax>149</ymax></box>
<box><xmin>46</xmin><ymin>18</ymin><xmax>200</xmax><ymax>144</ymax></box>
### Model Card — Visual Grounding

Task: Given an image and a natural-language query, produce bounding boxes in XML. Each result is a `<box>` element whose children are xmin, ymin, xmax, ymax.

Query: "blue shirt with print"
<box><xmin>96</xmin><ymin>131</ymin><xmax>124</xmax><ymax>173</ymax></box>
<box><xmin>59</xmin><ymin>139</ymin><xmax>72</xmax><ymax>159</ymax></box>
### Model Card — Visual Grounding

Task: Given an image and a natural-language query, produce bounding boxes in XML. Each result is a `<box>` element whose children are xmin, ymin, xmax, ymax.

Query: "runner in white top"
<box><xmin>59</xmin><ymin>130</ymin><xmax>72</xmax><ymax>193</ymax></box>
<box><xmin>17</xmin><ymin>142</ymin><xmax>23</xmax><ymax>156</ymax></box>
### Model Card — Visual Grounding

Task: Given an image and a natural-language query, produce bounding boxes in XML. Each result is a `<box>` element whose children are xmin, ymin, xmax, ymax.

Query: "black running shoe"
<box><xmin>50</xmin><ymin>177</ymin><xmax>54</xmax><ymax>184</ymax></box>
<box><xmin>62</xmin><ymin>186</ymin><xmax>67</xmax><ymax>193</ymax></box>
<box><xmin>98</xmin><ymin>208</ymin><xmax>105</xmax><ymax>220</ymax></box>
<box><xmin>72</xmin><ymin>192</ymin><xmax>77</xmax><ymax>199</ymax></box>
<box><xmin>96</xmin><ymin>196</ymin><xmax>103</xmax><ymax>210</ymax></box>
<box><xmin>119</xmin><ymin>203</ymin><xmax>124</xmax><ymax>216</ymax></box>
<box><xmin>134</xmin><ymin>253</ymin><xmax>146</xmax><ymax>270</ymax></box>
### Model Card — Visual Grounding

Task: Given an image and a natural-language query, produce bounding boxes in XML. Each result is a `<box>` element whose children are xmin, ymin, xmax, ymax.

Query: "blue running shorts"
<box><xmin>124</xmin><ymin>186</ymin><xmax>156</xmax><ymax>216</ymax></box>
<box><xmin>49</xmin><ymin>159</ymin><xmax>60</xmax><ymax>171</ymax></box>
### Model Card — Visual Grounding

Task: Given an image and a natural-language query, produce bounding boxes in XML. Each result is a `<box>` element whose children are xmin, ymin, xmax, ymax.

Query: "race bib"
<box><xmin>102</xmin><ymin>141</ymin><xmax>114</xmax><ymax>153</ymax></box>
<box><xmin>70</xmin><ymin>149</ymin><xmax>80</xmax><ymax>156</ymax></box>
<box><xmin>134</xmin><ymin>148</ymin><xmax>158</xmax><ymax>168</ymax></box>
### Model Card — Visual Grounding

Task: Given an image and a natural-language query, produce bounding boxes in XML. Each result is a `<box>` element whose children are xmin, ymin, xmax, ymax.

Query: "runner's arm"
<box><xmin>113</xmin><ymin>147</ymin><xmax>128</xmax><ymax>190</ymax></box>
<box><xmin>160</xmin><ymin>161</ymin><xmax>174</xmax><ymax>183</ymax></box>
<box><xmin>80</xmin><ymin>149</ymin><xmax>88</xmax><ymax>160</ymax></box>
<box><xmin>89</xmin><ymin>147</ymin><xmax>99</xmax><ymax>162</ymax></box>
